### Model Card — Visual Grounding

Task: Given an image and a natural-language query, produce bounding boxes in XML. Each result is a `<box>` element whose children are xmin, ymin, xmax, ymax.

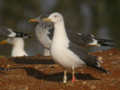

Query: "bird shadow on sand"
<box><xmin>11</xmin><ymin>56</ymin><xmax>55</xmax><ymax>65</ymax></box>
<box><xmin>23</xmin><ymin>67</ymin><xmax>99</xmax><ymax>82</ymax></box>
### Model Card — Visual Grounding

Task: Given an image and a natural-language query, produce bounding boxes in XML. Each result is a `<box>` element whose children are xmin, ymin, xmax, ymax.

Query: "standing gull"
<box><xmin>29</xmin><ymin>17</ymin><xmax>54</xmax><ymax>56</ymax></box>
<box><xmin>0</xmin><ymin>27</ymin><xmax>31</xmax><ymax>57</ymax></box>
<box><xmin>29</xmin><ymin>17</ymin><xmax>114</xmax><ymax>56</ymax></box>
<box><xmin>42</xmin><ymin>12</ymin><xmax>109</xmax><ymax>83</ymax></box>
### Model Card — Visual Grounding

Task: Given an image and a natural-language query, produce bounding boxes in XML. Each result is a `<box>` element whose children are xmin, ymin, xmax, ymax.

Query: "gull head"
<box><xmin>6</xmin><ymin>38</ymin><xmax>17</xmax><ymax>45</ymax></box>
<box><xmin>0</xmin><ymin>32</ymin><xmax>31</xmax><ymax>45</ymax></box>
<box><xmin>43</xmin><ymin>12</ymin><xmax>64</xmax><ymax>24</ymax></box>
<box><xmin>0</xmin><ymin>38</ymin><xmax>20</xmax><ymax>45</ymax></box>
<box><xmin>48</xmin><ymin>12</ymin><xmax>63</xmax><ymax>23</ymax></box>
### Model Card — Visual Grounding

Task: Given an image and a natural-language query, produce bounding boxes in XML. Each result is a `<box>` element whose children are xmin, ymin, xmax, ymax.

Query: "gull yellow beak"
<box><xmin>29</xmin><ymin>19</ymin><xmax>39</xmax><ymax>23</ymax></box>
<box><xmin>0</xmin><ymin>40</ymin><xmax>8</xmax><ymax>45</ymax></box>
<box><xmin>42</xmin><ymin>18</ymin><xmax>52</xmax><ymax>22</ymax></box>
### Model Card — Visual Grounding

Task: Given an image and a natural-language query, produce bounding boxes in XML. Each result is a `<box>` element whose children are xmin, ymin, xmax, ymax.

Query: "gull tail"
<box><xmin>87</xmin><ymin>56</ymin><xmax>110</xmax><ymax>74</ymax></box>
<box><xmin>92</xmin><ymin>60</ymin><xmax>110</xmax><ymax>74</ymax></box>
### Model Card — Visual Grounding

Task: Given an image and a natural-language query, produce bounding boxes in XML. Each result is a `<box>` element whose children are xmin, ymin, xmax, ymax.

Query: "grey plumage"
<box><xmin>69</xmin><ymin>42</ymin><xmax>108</xmax><ymax>73</ymax></box>
<box><xmin>35</xmin><ymin>19</ymin><xmax>54</xmax><ymax>49</ymax></box>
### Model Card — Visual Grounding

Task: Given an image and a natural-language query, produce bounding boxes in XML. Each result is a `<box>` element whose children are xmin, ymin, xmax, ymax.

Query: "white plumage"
<box><xmin>35</xmin><ymin>23</ymin><xmax>52</xmax><ymax>56</ymax></box>
<box><xmin>7</xmin><ymin>28</ymin><xmax>16</xmax><ymax>37</ymax></box>
<box><xmin>50</xmin><ymin>15</ymin><xmax>85</xmax><ymax>69</ymax></box>
<box><xmin>0</xmin><ymin>27</ymin><xmax>30</xmax><ymax>57</ymax></box>
<box><xmin>7</xmin><ymin>38</ymin><xmax>28</xmax><ymax>57</ymax></box>
<box><xmin>43</xmin><ymin>12</ymin><xmax>108</xmax><ymax>83</ymax></box>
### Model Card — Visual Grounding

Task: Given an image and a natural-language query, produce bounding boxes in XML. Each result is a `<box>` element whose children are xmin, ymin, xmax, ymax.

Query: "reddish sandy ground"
<box><xmin>0</xmin><ymin>48</ymin><xmax>120</xmax><ymax>90</ymax></box>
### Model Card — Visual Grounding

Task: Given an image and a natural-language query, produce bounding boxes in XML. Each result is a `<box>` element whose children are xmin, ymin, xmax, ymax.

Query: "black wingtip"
<box><xmin>15</xmin><ymin>32</ymin><xmax>32</xmax><ymax>39</ymax></box>
<box><xmin>98</xmin><ymin>43</ymin><xmax>116</xmax><ymax>47</ymax></box>
<box><xmin>95</xmin><ymin>66</ymin><xmax>110</xmax><ymax>74</ymax></box>
<box><xmin>97</xmin><ymin>39</ymin><xmax>115</xmax><ymax>47</ymax></box>
<box><xmin>97</xmin><ymin>38</ymin><xmax>114</xmax><ymax>42</ymax></box>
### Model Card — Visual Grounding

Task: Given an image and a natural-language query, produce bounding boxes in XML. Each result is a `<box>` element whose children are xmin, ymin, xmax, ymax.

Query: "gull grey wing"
<box><xmin>66</xmin><ymin>30</ymin><xmax>93</xmax><ymax>47</ymax></box>
<box><xmin>68</xmin><ymin>42</ymin><xmax>108</xmax><ymax>73</ymax></box>
<box><xmin>35</xmin><ymin>20</ymin><xmax>54</xmax><ymax>48</ymax></box>
<box><xmin>38</xmin><ymin>21</ymin><xmax>54</xmax><ymax>40</ymax></box>
<box><xmin>67</xmin><ymin>30</ymin><xmax>114</xmax><ymax>47</ymax></box>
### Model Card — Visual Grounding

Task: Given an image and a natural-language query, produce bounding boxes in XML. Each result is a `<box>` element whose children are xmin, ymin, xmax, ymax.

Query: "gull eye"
<box><xmin>54</xmin><ymin>15</ymin><xmax>57</xmax><ymax>18</ymax></box>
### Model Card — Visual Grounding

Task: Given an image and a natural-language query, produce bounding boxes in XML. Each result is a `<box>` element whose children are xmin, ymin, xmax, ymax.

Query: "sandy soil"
<box><xmin>0</xmin><ymin>48</ymin><xmax>120</xmax><ymax>90</ymax></box>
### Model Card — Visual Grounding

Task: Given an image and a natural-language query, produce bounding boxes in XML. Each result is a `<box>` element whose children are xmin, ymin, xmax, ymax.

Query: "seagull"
<box><xmin>29</xmin><ymin>16</ymin><xmax>114</xmax><ymax>56</ymax></box>
<box><xmin>0</xmin><ymin>27</ymin><xmax>31</xmax><ymax>57</ymax></box>
<box><xmin>42</xmin><ymin>12</ymin><xmax>109</xmax><ymax>83</ymax></box>
<box><xmin>72</xmin><ymin>33</ymin><xmax>114</xmax><ymax>47</ymax></box>
<box><xmin>29</xmin><ymin>17</ymin><xmax>54</xmax><ymax>56</ymax></box>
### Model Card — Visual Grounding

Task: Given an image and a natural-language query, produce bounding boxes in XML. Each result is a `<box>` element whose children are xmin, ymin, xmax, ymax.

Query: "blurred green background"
<box><xmin>0</xmin><ymin>0</ymin><xmax>120</xmax><ymax>57</ymax></box>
